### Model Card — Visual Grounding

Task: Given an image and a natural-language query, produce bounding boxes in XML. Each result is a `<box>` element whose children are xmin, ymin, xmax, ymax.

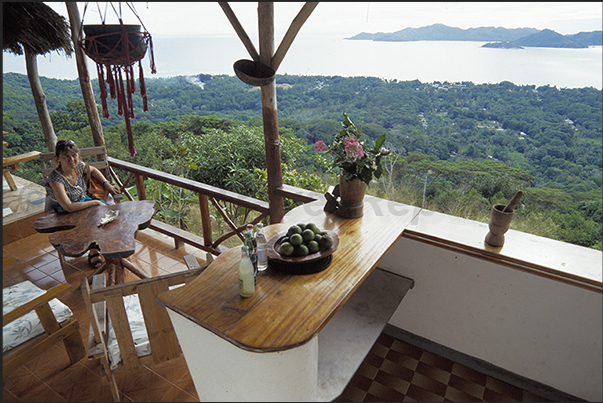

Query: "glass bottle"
<box><xmin>244</xmin><ymin>225</ymin><xmax>258</xmax><ymax>283</ymax></box>
<box><xmin>238</xmin><ymin>245</ymin><xmax>255</xmax><ymax>297</ymax></box>
<box><xmin>256</xmin><ymin>222</ymin><xmax>268</xmax><ymax>271</ymax></box>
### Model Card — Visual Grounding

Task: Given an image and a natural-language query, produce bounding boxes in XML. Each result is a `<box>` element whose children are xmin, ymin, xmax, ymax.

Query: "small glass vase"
<box><xmin>337</xmin><ymin>176</ymin><xmax>367</xmax><ymax>218</ymax></box>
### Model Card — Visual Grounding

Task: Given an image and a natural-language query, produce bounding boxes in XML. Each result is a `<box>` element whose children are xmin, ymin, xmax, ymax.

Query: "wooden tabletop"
<box><xmin>32</xmin><ymin>200</ymin><xmax>155</xmax><ymax>260</ymax></box>
<box><xmin>156</xmin><ymin>196</ymin><xmax>421</xmax><ymax>352</ymax></box>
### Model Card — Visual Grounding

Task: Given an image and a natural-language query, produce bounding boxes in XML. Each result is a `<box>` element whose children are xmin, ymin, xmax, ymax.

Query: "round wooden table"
<box><xmin>32</xmin><ymin>200</ymin><xmax>155</xmax><ymax>284</ymax></box>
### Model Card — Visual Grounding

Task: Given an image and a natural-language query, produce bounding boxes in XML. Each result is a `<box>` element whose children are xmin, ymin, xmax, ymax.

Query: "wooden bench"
<box><xmin>81</xmin><ymin>267</ymin><xmax>205</xmax><ymax>401</ymax></box>
<box><xmin>40</xmin><ymin>145</ymin><xmax>111</xmax><ymax>183</ymax></box>
<box><xmin>3</xmin><ymin>282</ymin><xmax>86</xmax><ymax>378</ymax></box>
<box><xmin>3</xmin><ymin>151</ymin><xmax>41</xmax><ymax>191</ymax></box>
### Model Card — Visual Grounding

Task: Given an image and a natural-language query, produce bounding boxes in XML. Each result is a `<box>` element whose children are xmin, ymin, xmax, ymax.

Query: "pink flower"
<box><xmin>344</xmin><ymin>135</ymin><xmax>365</xmax><ymax>161</ymax></box>
<box><xmin>314</xmin><ymin>140</ymin><xmax>328</xmax><ymax>153</ymax></box>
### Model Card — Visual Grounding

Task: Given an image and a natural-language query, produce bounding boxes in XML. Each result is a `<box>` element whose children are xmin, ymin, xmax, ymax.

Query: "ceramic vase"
<box><xmin>337</xmin><ymin>176</ymin><xmax>367</xmax><ymax>218</ymax></box>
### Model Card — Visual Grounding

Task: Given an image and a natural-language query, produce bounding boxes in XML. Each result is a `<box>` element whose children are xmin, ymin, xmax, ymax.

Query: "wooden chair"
<box><xmin>81</xmin><ymin>267</ymin><xmax>206</xmax><ymax>401</ymax></box>
<box><xmin>3</xmin><ymin>282</ymin><xmax>86</xmax><ymax>379</ymax></box>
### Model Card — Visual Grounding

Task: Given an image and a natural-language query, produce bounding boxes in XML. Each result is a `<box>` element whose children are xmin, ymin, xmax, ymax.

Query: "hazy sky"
<box><xmin>44</xmin><ymin>2</ymin><xmax>602</xmax><ymax>38</ymax></box>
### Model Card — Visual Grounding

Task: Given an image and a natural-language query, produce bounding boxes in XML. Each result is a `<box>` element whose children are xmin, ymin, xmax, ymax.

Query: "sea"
<box><xmin>3</xmin><ymin>34</ymin><xmax>602</xmax><ymax>90</ymax></box>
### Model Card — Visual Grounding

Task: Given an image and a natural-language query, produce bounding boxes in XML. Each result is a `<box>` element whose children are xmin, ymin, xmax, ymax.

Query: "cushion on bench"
<box><xmin>3</xmin><ymin>281</ymin><xmax>73</xmax><ymax>353</ymax></box>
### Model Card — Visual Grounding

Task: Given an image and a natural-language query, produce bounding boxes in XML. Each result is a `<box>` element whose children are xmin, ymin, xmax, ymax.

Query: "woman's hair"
<box><xmin>55</xmin><ymin>139</ymin><xmax>80</xmax><ymax>157</ymax></box>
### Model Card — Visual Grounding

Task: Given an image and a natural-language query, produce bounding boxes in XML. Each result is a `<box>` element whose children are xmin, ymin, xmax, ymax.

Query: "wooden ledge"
<box><xmin>401</xmin><ymin>209</ymin><xmax>602</xmax><ymax>293</ymax></box>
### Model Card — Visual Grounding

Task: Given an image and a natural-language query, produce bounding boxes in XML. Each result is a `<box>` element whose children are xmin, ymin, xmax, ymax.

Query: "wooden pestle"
<box><xmin>503</xmin><ymin>190</ymin><xmax>524</xmax><ymax>213</ymax></box>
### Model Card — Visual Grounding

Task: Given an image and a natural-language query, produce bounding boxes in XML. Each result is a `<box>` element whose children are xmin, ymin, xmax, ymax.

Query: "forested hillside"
<box><xmin>3</xmin><ymin>72</ymin><xmax>601</xmax><ymax>249</ymax></box>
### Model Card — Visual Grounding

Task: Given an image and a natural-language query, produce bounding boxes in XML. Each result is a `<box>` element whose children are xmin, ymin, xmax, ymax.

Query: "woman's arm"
<box><xmin>89</xmin><ymin>165</ymin><xmax>120</xmax><ymax>195</ymax></box>
<box><xmin>49</xmin><ymin>180</ymin><xmax>103</xmax><ymax>212</ymax></box>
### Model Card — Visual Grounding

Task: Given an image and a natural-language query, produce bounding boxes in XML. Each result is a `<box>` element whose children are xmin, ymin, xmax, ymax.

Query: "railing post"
<box><xmin>198</xmin><ymin>193</ymin><xmax>212</xmax><ymax>246</ymax></box>
<box><xmin>135</xmin><ymin>174</ymin><xmax>146</xmax><ymax>200</ymax></box>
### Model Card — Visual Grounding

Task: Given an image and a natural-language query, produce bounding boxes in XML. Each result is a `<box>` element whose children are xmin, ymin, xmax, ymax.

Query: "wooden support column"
<box><xmin>65</xmin><ymin>2</ymin><xmax>105</xmax><ymax>148</ymax></box>
<box><xmin>258</xmin><ymin>2</ymin><xmax>284</xmax><ymax>224</ymax></box>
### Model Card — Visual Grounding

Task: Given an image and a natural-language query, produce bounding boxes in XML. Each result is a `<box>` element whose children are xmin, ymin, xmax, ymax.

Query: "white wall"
<box><xmin>380</xmin><ymin>236</ymin><xmax>603</xmax><ymax>402</ymax></box>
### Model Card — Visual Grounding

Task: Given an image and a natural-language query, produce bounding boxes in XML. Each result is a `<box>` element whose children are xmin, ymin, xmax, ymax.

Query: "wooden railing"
<box><xmin>107</xmin><ymin>157</ymin><xmax>321</xmax><ymax>257</ymax></box>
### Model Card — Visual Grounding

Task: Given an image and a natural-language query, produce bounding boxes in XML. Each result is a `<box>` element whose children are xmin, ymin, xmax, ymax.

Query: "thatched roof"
<box><xmin>3</xmin><ymin>2</ymin><xmax>73</xmax><ymax>56</ymax></box>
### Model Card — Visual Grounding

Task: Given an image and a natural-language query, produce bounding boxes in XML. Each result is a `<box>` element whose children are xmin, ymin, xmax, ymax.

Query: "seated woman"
<box><xmin>46</xmin><ymin>140</ymin><xmax>120</xmax><ymax>268</ymax></box>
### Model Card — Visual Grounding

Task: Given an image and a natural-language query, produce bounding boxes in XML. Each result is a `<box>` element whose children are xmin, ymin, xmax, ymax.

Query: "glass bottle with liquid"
<box><xmin>244</xmin><ymin>225</ymin><xmax>258</xmax><ymax>283</ymax></box>
<box><xmin>238</xmin><ymin>245</ymin><xmax>255</xmax><ymax>297</ymax></box>
<box><xmin>256</xmin><ymin>222</ymin><xmax>268</xmax><ymax>271</ymax></box>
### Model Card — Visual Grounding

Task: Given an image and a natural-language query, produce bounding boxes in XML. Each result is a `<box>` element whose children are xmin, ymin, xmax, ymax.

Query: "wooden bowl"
<box><xmin>266</xmin><ymin>231</ymin><xmax>339</xmax><ymax>264</ymax></box>
<box><xmin>233</xmin><ymin>59</ymin><xmax>275</xmax><ymax>86</ymax></box>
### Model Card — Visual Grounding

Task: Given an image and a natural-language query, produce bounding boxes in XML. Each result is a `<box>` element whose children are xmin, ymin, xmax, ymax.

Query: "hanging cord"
<box><xmin>109</xmin><ymin>2</ymin><xmax>123</xmax><ymax>25</ymax></box>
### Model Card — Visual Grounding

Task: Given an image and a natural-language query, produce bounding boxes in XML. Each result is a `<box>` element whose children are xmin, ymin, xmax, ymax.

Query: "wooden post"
<box><xmin>65</xmin><ymin>2</ymin><xmax>105</xmax><ymax>148</ymax></box>
<box><xmin>198</xmin><ymin>193</ymin><xmax>213</xmax><ymax>246</ymax></box>
<box><xmin>258</xmin><ymin>2</ymin><xmax>284</xmax><ymax>224</ymax></box>
<box><xmin>134</xmin><ymin>174</ymin><xmax>146</xmax><ymax>200</ymax></box>
<box><xmin>23</xmin><ymin>47</ymin><xmax>57</xmax><ymax>153</ymax></box>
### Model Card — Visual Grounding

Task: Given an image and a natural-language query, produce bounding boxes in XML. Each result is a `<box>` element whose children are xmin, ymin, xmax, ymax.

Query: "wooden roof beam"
<box><xmin>218</xmin><ymin>2</ymin><xmax>260</xmax><ymax>62</ymax></box>
<box><xmin>272</xmin><ymin>2</ymin><xmax>318</xmax><ymax>71</ymax></box>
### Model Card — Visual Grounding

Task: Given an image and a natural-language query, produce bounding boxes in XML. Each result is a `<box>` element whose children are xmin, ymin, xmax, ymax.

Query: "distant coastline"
<box><xmin>347</xmin><ymin>24</ymin><xmax>603</xmax><ymax>49</ymax></box>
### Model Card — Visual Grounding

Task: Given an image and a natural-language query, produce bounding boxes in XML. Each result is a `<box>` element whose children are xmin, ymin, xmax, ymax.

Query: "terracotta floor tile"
<box><xmin>5</xmin><ymin>241</ymin><xmax>46</xmax><ymax>261</ymax></box>
<box><xmin>36</xmin><ymin>258</ymin><xmax>64</xmax><ymax>276</ymax></box>
<box><xmin>405</xmin><ymin>383</ymin><xmax>446</xmax><ymax>402</ymax></box>
<box><xmin>355</xmin><ymin>361</ymin><xmax>380</xmax><ymax>380</ymax></box>
<box><xmin>485</xmin><ymin>376</ymin><xmax>524</xmax><ymax>401</ymax></box>
<box><xmin>448</xmin><ymin>373</ymin><xmax>487</xmax><ymax>399</ymax></box>
<box><xmin>444</xmin><ymin>385</ymin><xmax>484</xmax><ymax>402</ymax></box>
<box><xmin>373</xmin><ymin>370</ymin><xmax>411</xmax><ymax>395</ymax></box>
<box><xmin>173</xmin><ymin>372</ymin><xmax>199</xmax><ymax>400</ymax></box>
<box><xmin>2</xmin><ymin>365</ymin><xmax>39</xmax><ymax>397</ymax></box>
<box><xmin>157</xmin><ymin>385</ymin><xmax>198</xmax><ymax>402</ymax></box>
<box><xmin>420</xmin><ymin>350</ymin><xmax>455</xmax><ymax>372</ymax></box>
<box><xmin>2</xmin><ymin>387</ymin><xmax>20</xmax><ymax>402</ymax></box>
<box><xmin>367</xmin><ymin>380</ymin><xmax>408</xmax><ymax>402</ymax></box>
<box><xmin>18</xmin><ymin>381</ymin><xmax>68</xmax><ymax>402</ymax></box>
<box><xmin>32</xmin><ymin>274</ymin><xmax>62</xmax><ymax>290</ymax></box>
<box><xmin>19</xmin><ymin>268</ymin><xmax>50</xmax><ymax>283</ymax></box>
<box><xmin>145</xmin><ymin>355</ymin><xmax>190</xmax><ymax>384</ymax></box>
<box><xmin>390</xmin><ymin>339</ymin><xmax>424</xmax><ymax>360</ymax></box>
<box><xmin>335</xmin><ymin>384</ymin><xmax>368</xmax><ymax>402</ymax></box>
<box><xmin>451</xmin><ymin>362</ymin><xmax>488</xmax><ymax>386</ymax></box>
<box><xmin>415</xmin><ymin>360</ymin><xmax>452</xmax><ymax>385</ymax></box>
<box><xmin>46</xmin><ymin>363</ymin><xmax>112</xmax><ymax>402</ymax></box>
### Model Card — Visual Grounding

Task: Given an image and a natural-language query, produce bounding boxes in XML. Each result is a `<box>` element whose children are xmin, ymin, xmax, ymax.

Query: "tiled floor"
<box><xmin>3</xmin><ymin>177</ymin><xmax>552</xmax><ymax>402</ymax></box>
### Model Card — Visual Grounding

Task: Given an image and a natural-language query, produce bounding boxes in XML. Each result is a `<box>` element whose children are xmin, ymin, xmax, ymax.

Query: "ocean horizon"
<box><xmin>3</xmin><ymin>34</ymin><xmax>602</xmax><ymax>90</ymax></box>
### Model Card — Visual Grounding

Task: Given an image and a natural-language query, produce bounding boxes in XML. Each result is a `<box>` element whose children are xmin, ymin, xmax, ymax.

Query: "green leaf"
<box><xmin>375</xmin><ymin>134</ymin><xmax>386</xmax><ymax>150</ymax></box>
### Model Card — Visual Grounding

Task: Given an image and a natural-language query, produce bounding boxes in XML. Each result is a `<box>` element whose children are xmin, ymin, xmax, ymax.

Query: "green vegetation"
<box><xmin>3</xmin><ymin>72</ymin><xmax>601</xmax><ymax>249</ymax></box>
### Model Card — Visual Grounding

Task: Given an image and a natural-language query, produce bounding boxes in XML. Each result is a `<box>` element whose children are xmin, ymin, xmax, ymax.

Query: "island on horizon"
<box><xmin>347</xmin><ymin>24</ymin><xmax>603</xmax><ymax>49</ymax></box>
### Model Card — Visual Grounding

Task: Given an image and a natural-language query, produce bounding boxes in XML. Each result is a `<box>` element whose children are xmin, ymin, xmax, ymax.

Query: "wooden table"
<box><xmin>156</xmin><ymin>196</ymin><xmax>421</xmax><ymax>401</ymax></box>
<box><xmin>32</xmin><ymin>200</ymin><xmax>155</xmax><ymax>285</ymax></box>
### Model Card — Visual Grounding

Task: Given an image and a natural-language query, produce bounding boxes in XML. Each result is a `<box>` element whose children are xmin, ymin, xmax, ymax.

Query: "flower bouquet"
<box><xmin>315</xmin><ymin>112</ymin><xmax>390</xmax><ymax>217</ymax></box>
<box><xmin>314</xmin><ymin>111</ymin><xmax>389</xmax><ymax>186</ymax></box>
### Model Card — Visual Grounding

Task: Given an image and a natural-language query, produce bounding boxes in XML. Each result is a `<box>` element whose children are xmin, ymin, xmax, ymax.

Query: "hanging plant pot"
<box><xmin>82</xmin><ymin>24</ymin><xmax>147</xmax><ymax>66</ymax></box>
<box><xmin>234</xmin><ymin>59</ymin><xmax>275</xmax><ymax>86</ymax></box>
<box><xmin>78</xmin><ymin>20</ymin><xmax>157</xmax><ymax>158</ymax></box>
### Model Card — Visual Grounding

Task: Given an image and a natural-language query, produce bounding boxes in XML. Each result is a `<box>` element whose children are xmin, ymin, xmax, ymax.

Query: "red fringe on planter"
<box><xmin>80</xmin><ymin>27</ymin><xmax>156</xmax><ymax>158</ymax></box>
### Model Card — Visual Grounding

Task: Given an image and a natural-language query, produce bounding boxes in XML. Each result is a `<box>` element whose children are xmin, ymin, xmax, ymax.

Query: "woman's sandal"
<box><xmin>88</xmin><ymin>251</ymin><xmax>105</xmax><ymax>269</ymax></box>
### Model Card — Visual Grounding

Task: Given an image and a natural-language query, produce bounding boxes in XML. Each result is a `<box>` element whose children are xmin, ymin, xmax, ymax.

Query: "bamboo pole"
<box><xmin>218</xmin><ymin>2</ymin><xmax>260</xmax><ymax>62</ymax></box>
<box><xmin>272</xmin><ymin>2</ymin><xmax>319</xmax><ymax>71</ymax></box>
<box><xmin>65</xmin><ymin>2</ymin><xmax>105</xmax><ymax>148</ymax></box>
<box><xmin>258</xmin><ymin>2</ymin><xmax>284</xmax><ymax>224</ymax></box>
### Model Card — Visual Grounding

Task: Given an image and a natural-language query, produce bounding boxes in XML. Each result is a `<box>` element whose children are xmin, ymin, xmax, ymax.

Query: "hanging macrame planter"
<box><xmin>78</xmin><ymin>3</ymin><xmax>156</xmax><ymax>157</ymax></box>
